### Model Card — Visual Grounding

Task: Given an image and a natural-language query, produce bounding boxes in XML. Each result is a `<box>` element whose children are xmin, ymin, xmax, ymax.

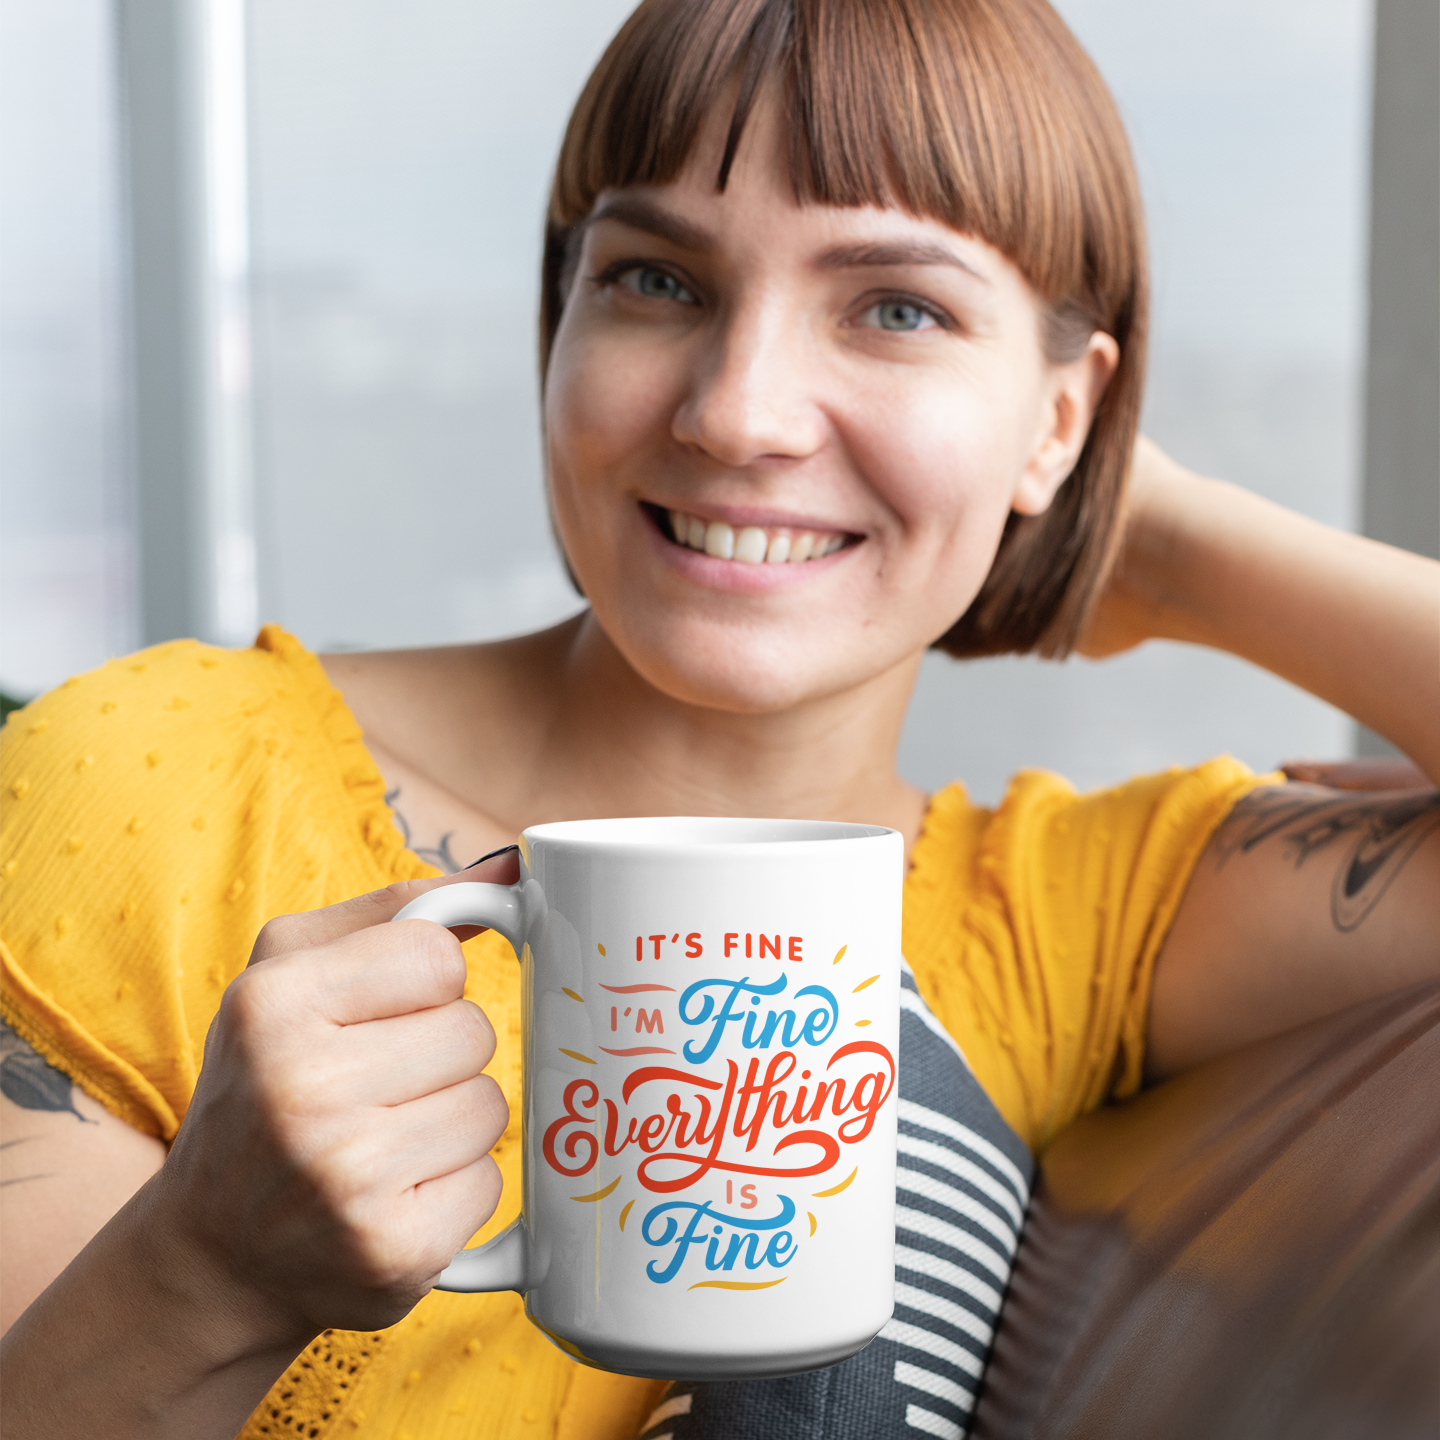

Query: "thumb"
<box><xmin>248</xmin><ymin>844</ymin><xmax>520</xmax><ymax>965</ymax></box>
<box><xmin>385</xmin><ymin>843</ymin><xmax>521</xmax><ymax>941</ymax></box>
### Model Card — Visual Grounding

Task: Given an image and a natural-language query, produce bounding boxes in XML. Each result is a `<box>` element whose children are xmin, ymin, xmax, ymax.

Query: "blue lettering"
<box><xmin>679</xmin><ymin>976</ymin><xmax>839</xmax><ymax>1060</ymax></box>
<box><xmin>641</xmin><ymin>1194</ymin><xmax>798</xmax><ymax>1284</ymax></box>
<box><xmin>679</xmin><ymin>975</ymin><xmax>787</xmax><ymax>1063</ymax></box>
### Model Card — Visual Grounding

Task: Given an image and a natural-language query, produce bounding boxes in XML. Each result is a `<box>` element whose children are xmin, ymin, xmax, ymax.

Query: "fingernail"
<box><xmin>464</xmin><ymin>843</ymin><xmax>519</xmax><ymax>870</ymax></box>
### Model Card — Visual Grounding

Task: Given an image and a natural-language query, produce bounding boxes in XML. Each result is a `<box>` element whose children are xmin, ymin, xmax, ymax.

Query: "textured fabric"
<box><xmin>0</xmin><ymin>627</ymin><xmax>1269</xmax><ymax>1439</ymax></box>
<box><xmin>640</xmin><ymin>960</ymin><xmax>1034</xmax><ymax>1440</ymax></box>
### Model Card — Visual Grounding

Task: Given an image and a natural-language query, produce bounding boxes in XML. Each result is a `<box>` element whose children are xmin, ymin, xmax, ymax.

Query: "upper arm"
<box><xmin>0</xmin><ymin>1023</ymin><xmax>166</xmax><ymax>1333</ymax></box>
<box><xmin>1146</xmin><ymin>783</ymin><xmax>1440</xmax><ymax>1079</ymax></box>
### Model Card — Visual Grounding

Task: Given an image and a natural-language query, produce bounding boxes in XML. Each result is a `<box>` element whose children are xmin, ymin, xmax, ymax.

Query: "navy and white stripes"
<box><xmin>637</xmin><ymin>959</ymin><xmax>1033</xmax><ymax>1440</ymax></box>
<box><xmin>875</xmin><ymin>965</ymin><xmax>1032</xmax><ymax>1439</ymax></box>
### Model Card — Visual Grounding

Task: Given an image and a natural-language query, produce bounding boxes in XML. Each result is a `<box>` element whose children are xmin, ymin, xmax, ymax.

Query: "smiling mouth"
<box><xmin>644</xmin><ymin>503</ymin><xmax>852</xmax><ymax>565</ymax></box>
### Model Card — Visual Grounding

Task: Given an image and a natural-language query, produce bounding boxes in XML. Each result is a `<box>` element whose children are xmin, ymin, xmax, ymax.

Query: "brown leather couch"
<box><xmin>972</xmin><ymin>975</ymin><xmax>1440</xmax><ymax>1440</ymax></box>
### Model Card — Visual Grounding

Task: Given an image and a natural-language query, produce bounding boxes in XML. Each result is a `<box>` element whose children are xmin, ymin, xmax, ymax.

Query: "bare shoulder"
<box><xmin>1148</xmin><ymin>780</ymin><xmax>1440</xmax><ymax>1078</ymax></box>
<box><xmin>318</xmin><ymin>620</ymin><xmax>581</xmax><ymax>871</ymax></box>
<box><xmin>1</xmin><ymin>1021</ymin><xmax>166</xmax><ymax>1332</ymax></box>
<box><xmin>320</xmin><ymin>619</ymin><xmax>576</xmax><ymax>757</ymax></box>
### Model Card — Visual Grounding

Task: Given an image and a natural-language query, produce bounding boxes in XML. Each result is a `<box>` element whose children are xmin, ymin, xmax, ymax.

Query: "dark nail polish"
<box><xmin>464</xmin><ymin>843</ymin><xmax>519</xmax><ymax>870</ymax></box>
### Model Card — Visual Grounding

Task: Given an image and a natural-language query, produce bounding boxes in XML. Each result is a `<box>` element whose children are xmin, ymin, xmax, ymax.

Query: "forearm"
<box><xmin>1</xmin><ymin>1170</ymin><xmax>310</xmax><ymax>1440</ymax></box>
<box><xmin>1120</xmin><ymin>464</ymin><xmax>1440</xmax><ymax>783</ymax></box>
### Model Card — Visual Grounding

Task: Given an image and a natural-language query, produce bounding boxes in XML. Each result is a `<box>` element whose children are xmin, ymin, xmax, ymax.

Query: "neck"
<box><xmin>521</xmin><ymin>613</ymin><xmax>929</xmax><ymax>846</ymax></box>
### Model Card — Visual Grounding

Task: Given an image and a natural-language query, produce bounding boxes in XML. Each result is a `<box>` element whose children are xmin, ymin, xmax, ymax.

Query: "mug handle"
<box><xmin>391</xmin><ymin>881</ymin><xmax>532</xmax><ymax>1294</ymax></box>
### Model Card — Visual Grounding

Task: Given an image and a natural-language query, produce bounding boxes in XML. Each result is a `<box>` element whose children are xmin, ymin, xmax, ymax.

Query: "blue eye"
<box><xmin>863</xmin><ymin>300</ymin><xmax>937</xmax><ymax>332</ymax></box>
<box><xmin>623</xmin><ymin>267</ymin><xmax>696</xmax><ymax>304</ymax></box>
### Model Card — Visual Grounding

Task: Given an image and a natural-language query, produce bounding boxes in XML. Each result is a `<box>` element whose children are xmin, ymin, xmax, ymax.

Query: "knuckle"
<box><xmin>250</xmin><ymin>913</ymin><xmax>299</xmax><ymax>964</ymax></box>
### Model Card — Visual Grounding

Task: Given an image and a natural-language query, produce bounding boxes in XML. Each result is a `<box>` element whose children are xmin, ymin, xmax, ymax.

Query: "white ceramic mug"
<box><xmin>392</xmin><ymin>816</ymin><xmax>902</xmax><ymax>1380</ymax></box>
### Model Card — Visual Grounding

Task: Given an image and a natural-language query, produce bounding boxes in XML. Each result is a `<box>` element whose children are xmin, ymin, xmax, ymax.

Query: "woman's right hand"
<box><xmin>0</xmin><ymin>854</ymin><xmax>515</xmax><ymax>1439</ymax></box>
<box><xmin>159</xmin><ymin>863</ymin><xmax>513</xmax><ymax>1344</ymax></box>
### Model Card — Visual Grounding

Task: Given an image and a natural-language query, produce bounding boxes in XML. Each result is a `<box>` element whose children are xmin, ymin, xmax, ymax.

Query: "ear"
<box><xmin>1011</xmin><ymin>331</ymin><xmax>1120</xmax><ymax>516</ymax></box>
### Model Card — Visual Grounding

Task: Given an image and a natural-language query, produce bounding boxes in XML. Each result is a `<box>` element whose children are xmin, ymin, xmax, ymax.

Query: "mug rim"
<box><xmin>521</xmin><ymin>815</ymin><xmax>897</xmax><ymax>850</ymax></box>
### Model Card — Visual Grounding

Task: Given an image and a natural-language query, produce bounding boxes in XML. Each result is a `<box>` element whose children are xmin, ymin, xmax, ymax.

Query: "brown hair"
<box><xmin>540</xmin><ymin>0</ymin><xmax>1147</xmax><ymax>658</ymax></box>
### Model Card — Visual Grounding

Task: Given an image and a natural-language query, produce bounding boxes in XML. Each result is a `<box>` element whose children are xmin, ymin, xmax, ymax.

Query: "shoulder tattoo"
<box><xmin>0</xmin><ymin>1020</ymin><xmax>93</xmax><ymax>1123</ymax></box>
<box><xmin>385</xmin><ymin>786</ymin><xmax>462</xmax><ymax>874</ymax></box>
<box><xmin>1212</xmin><ymin>784</ymin><xmax>1440</xmax><ymax>933</ymax></box>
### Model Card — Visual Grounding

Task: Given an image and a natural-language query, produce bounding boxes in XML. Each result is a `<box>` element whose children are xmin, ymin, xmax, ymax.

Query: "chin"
<box><xmin>605</xmin><ymin>607</ymin><xmax>909</xmax><ymax>716</ymax></box>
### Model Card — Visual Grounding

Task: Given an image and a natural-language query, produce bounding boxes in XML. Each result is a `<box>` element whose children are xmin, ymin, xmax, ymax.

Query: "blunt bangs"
<box><xmin>541</xmin><ymin>0</ymin><xmax>1149</xmax><ymax>660</ymax></box>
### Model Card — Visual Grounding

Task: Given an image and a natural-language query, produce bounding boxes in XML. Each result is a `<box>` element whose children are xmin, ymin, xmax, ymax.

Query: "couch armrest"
<box><xmin>973</xmin><ymin>980</ymin><xmax>1440</xmax><ymax>1440</ymax></box>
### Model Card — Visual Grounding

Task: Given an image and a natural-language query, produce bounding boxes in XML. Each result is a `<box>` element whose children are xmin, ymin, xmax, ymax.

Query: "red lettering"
<box><xmin>724</xmin><ymin>933</ymin><xmax>740</xmax><ymax>957</ymax></box>
<box><xmin>602</xmin><ymin>1098</ymin><xmax>639</xmax><ymax>1157</ymax></box>
<box><xmin>759</xmin><ymin>934</ymin><xmax>781</xmax><ymax>960</ymax></box>
<box><xmin>826</xmin><ymin>1040</ymin><xmax>897</xmax><ymax>1141</ymax></box>
<box><xmin>649</xmin><ymin>934</ymin><xmax>665</xmax><ymax>959</ymax></box>
<box><xmin>804</xmin><ymin>1077</ymin><xmax>847</xmax><ymax>1122</ymax></box>
<box><xmin>545</xmin><ymin>1042</ymin><xmax>895</xmax><ymax>1199</ymax></box>
<box><xmin>610</xmin><ymin>1006</ymin><xmax>617</xmax><ymax>1032</ymax></box>
<box><xmin>788</xmin><ymin>936</ymin><xmax>803</xmax><ymax>961</ymax></box>
<box><xmin>734</xmin><ymin>1052</ymin><xmax>798</xmax><ymax>1152</ymax></box>
<box><xmin>685</xmin><ymin>932</ymin><xmax>703</xmax><ymax>957</ymax></box>
<box><xmin>840</xmin><ymin>1070</ymin><xmax>890</xmax><ymax>1143</ymax></box>
<box><xmin>543</xmin><ymin>1079</ymin><xmax>598</xmax><ymax>1177</ymax></box>
<box><xmin>745</xmin><ymin>932</ymin><xmax>752</xmax><ymax>958</ymax></box>
<box><xmin>636</xmin><ymin>935</ymin><xmax>642</xmax><ymax>961</ymax></box>
<box><xmin>637</xmin><ymin>1128</ymin><xmax>840</xmax><ymax>1192</ymax></box>
<box><xmin>637</xmin><ymin>1111</ymin><xmax>675</xmax><ymax>1152</ymax></box>
<box><xmin>636</xmin><ymin>1008</ymin><xmax>663</xmax><ymax>1034</ymax></box>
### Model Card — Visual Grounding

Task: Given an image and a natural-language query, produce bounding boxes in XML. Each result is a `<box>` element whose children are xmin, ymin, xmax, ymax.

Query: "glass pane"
<box><xmin>0</xmin><ymin>0</ymin><xmax>133</xmax><ymax>700</ymax></box>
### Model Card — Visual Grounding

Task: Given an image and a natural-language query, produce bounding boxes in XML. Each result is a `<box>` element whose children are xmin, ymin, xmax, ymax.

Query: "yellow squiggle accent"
<box><xmin>813</xmin><ymin>1167</ymin><xmax>858</xmax><ymax>1198</ymax></box>
<box><xmin>597</xmin><ymin>943</ymin><xmax>607</xmax><ymax>956</ymax></box>
<box><xmin>561</xmin><ymin>987</ymin><xmax>583</xmax><ymax>1002</ymax></box>
<box><xmin>559</xmin><ymin>1048</ymin><xmax>597</xmax><ymax>1064</ymax></box>
<box><xmin>855</xmin><ymin>1019</ymin><xmax>871</xmax><ymax>1027</ymax></box>
<box><xmin>570</xmin><ymin>1175</ymin><xmax>621</xmax><ymax>1203</ymax></box>
<box><xmin>808</xmin><ymin>1211</ymin><xmax>817</xmax><ymax>1236</ymax></box>
<box><xmin>832</xmin><ymin>945</ymin><xmax>847</xmax><ymax>965</ymax></box>
<box><xmin>852</xmin><ymin>974</ymin><xmax>879</xmax><ymax>992</ymax></box>
<box><xmin>687</xmin><ymin>1278</ymin><xmax>787</xmax><ymax>1292</ymax></box>
<box><xmin>618</xmin><ymin>1199</ymin><xmax>634</xmax><ymax>1231</ymax></box>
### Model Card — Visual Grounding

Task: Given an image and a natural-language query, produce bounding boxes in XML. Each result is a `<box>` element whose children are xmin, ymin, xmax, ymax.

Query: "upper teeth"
<box><xmin>667</xmin><ymin>510</ymin><xmax>846</xmax><ymax>564</ymax></box>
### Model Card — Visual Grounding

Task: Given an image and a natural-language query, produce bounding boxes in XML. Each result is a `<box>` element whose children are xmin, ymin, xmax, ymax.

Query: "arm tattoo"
<box><xmin>1213</xmin><ymin>785</ymin><xmax>1440</xmax><ymax>933</ymax></box>
<box><xmin>384</xmin><ymin>787</ymin><xmax>462</xmax><ymax>874</ymax></box>
<box><xmin>0</xmin><ymin>1021</ymin><xmax>93</xmax><ymax>1123</ymax></box>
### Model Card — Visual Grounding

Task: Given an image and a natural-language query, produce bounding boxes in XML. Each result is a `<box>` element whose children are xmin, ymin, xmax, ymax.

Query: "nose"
<box><xmin>670</xmin><ymin>300</ymin><xmax>827</xmax><ymax>467</ymax></box>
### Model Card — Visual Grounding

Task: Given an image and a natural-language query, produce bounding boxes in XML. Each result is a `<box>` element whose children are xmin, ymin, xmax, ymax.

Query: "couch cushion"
<box><xmin>972</xmin><ymin>980</ymin><xmax>1440</xmax><ymax>1440</ymax></box>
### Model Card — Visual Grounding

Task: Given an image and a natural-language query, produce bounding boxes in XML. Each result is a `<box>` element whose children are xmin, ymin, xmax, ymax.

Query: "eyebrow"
<box><xmin>585</xmin><ymin>197</ymin><xmax>715</xmax><ymax>253</ymax></box>
<box><xmin>586</xmin><ymin>197</ymin><xmax>990</xmax><ymax>285</ymax></box>
<box><xmin>816</xmin><ymin>239</ymin><xmax>990</xmax><ymax>284</ymax></box>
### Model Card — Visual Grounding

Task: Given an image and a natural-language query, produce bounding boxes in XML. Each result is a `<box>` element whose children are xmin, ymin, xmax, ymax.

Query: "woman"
<box><xmin>2</xmin><ymin>0</ymin><xmax>1436</xmax><ymax>1436</ymax></box>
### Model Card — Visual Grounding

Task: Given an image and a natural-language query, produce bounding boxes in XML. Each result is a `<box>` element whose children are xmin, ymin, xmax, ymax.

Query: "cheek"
<box><xmin>544</xmin><ymin>320</ymin><xmax>679</xmax><ymax>497</ymax></box>
<box><xmin>844</xmin><ymin>374</ymin><xmax>1029</xmax><ymax>566</ymax></box>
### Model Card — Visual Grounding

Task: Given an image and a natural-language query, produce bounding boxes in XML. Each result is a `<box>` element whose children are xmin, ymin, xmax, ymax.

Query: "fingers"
<box><xmin>248</xmin><ymin>845</ymin><xmax>520</xmax><ymax>968</ymax></box>
<box><xmin>320</xmin><ymin>1000</ymin><xmax>498</xmax><ymax>1109</ymax></box>
<box><xmin>232</xmin><ymin>918</ymin><xmax>470</xmax><ymax>1030</ymax></box>
<box><xmin>376</xmin><ymin>1074</ymin><xmax>509</xmax><ymax>1196</ymax></box>
<box><xmin>399</xmin><ymin>1154</ymin><xmax>506</xmax><ymax>1287</ymax></box>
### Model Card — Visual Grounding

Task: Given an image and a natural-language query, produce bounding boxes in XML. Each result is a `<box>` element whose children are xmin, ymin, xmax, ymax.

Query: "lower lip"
<box><xmin>643</xmin><ymin>512</ymin><xmax>855</xmax><ymax>593</ymax></box>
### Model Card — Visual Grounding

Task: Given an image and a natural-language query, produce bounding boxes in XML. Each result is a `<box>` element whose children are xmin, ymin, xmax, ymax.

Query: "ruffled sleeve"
<box><xmin>0</xmin><ymin>626</ymin><xmax>431</xmax><ymax>1140</ymax></box>
<box><xmin>904</xmin><ymin>758</ymin><xmax>1275</xmax><ymax>1152</ymax></box>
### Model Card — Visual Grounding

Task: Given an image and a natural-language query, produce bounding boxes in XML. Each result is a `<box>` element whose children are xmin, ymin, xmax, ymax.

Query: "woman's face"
<box><xmin>544</xmin><ymin>97</ymin><xmax>1112</xmax><ymax>715</ymax></box>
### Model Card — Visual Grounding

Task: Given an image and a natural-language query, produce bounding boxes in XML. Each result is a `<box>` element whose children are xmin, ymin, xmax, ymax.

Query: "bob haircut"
<box><xmin>540</xmin><ymin>0</ymin><xmax>1147</xmax><ymax>659</ymax></box>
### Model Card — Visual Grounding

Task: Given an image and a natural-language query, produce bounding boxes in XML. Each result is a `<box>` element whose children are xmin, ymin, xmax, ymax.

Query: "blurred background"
<box><xmin>1</xmin><ymin>0</ymin><xmax>1436</xmax><ymax>803</ymax></box>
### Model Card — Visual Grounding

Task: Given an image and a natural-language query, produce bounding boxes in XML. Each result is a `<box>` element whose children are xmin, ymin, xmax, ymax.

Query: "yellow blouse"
<box><xmin>0</xmin><ymin>627</ymin><xmax>1267</xmax><ymax>1439</ymax></box>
